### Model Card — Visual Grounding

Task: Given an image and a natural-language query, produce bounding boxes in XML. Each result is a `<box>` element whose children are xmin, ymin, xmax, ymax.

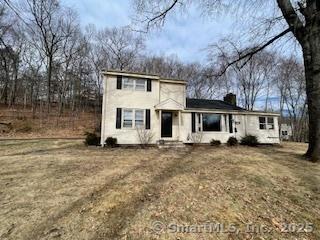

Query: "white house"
<box><xmin>100</xmin><ymin>70</ymin><xmax>280</xmax><ymax>146</ymax></box>
<box><xmin>280</xmin><ymin>123</ymin><xmax>293</xmax><ymax>140</ymax></box>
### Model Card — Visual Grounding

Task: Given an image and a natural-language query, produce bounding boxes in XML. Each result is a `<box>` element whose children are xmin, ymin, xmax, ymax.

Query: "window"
<box><xmin>122</xmin><ymin>77</ymin><xmax>146</xmax><ymax>91</ymax></box>
<box><xmin>259</xmin><ymin>117</ymin><xmax>266</xmax><ymax>129</ymax></box>
<box><xmin>267</xmin><ymin>117</ymin><xmax>274</xmax><ymax>129</ymax></box>
<box><xmin>123</xmin><ymin>110</ymin><xmax>133</xmax><ymax>128</ymax></box>
<box><xmin>123</xmin><ymin>109</ymin><xmax>144</xmax><ymax>128</ymax></box>
<box><xmin>135</xmin><ymin>110</ymin><xmax>144</xmax><ymax>127</ymax></box>
<box><xmin>135</xmin><ymin>79</ymin><xmax>146</xmax><ymax>91</ymax></box>
<box><xmin>202</xmin><ymin>114</ymin><xmax>221</xmax><ymax>131</ymax></box>
<box><xmin>259</xmin><ymin>116</ymin><xmax>275</xmax><ymax>130</ymax></box>
<box><xmin>282</xmin><ymin>130</ymin><xmax>288</xmax><ymax>136</ymax></box>
<box><xmin>123</xmin><ymin>78</ymin><xmax>134</xmax><ymax>90</ymax></box>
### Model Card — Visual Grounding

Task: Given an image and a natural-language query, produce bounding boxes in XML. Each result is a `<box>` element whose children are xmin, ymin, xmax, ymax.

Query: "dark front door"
<box><xmin>161</xmin><ymin>112</ymin><xmax>172</xmax><ymax>138</ymax></box>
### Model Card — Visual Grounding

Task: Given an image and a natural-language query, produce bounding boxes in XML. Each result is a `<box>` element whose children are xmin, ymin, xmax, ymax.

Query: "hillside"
<box><xmin>0</xmin><ymin>104</ymin><xmax>99</xmax><ymax>139</ymax></box>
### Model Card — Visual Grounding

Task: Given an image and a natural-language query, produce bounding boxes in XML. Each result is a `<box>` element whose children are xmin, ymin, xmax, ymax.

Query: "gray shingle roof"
<box><xmin>186</xmin><ymin>98</ymin><xmax>245</xmax><ymax>111</ymax></box>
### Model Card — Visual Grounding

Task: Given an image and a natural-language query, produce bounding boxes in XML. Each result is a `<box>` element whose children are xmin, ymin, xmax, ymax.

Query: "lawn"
<box><xmin>0</xmin><ymin>140</ymin><xmax>319</xmax><ymax>240</ymax></box>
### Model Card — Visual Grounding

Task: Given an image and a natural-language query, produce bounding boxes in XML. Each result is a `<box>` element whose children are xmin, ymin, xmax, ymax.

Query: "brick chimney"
<box><xmin>224</xmin><ymin>93</ymin><xmax>237</xmax><ymax>106</ymax></box>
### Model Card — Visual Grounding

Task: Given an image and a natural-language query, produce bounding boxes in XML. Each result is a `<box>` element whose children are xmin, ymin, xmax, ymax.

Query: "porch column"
<box><xmin>178</xmin><ymin>110</ymin><xmax>181</xmax><ymax>141</ymax></box>
<box><xmin>159</xmin><ymin>110</ymin><xmax>162</xmax><ymax>140</ymax></box>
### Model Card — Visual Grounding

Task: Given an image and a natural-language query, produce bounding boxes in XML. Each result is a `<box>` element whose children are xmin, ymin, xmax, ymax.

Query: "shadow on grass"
<box><xmin>24</xmin><ymin>149</ymin><xmax>195</xmax><ymax>240</ymax></box>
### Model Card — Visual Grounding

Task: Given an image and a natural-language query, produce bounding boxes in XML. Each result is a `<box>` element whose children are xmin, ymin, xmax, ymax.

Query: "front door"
<box><xmin>161</xmin><ymin>112</ymin><xmax>172</xmax><ymax>138</ymax></box>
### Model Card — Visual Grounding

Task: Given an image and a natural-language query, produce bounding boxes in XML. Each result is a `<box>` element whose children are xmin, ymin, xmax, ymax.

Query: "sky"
<box><xmin>61</xmin><ymin>0</ymin><xmax>235</xmax><ymax>64</ymax></box>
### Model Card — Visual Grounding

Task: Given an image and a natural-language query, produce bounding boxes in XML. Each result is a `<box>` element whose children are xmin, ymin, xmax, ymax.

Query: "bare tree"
<box><xmin>25</xmin><ymin>0</ymin><xmax>68</xmax><ymax>112</ymax></box>
<box><xmin>276</xmin><ymin>57</ymin><xmax>307</xmax><ymax>142</ymax></box>
<box><xmin>96</xmin><ymin>26</ymin><xmax>145</xmax><ymax>71</ymax></box>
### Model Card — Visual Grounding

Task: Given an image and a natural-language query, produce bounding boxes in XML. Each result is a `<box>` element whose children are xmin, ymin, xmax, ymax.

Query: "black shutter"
<box><xmin>191</xmin><ymin>112</ymin><xmax>196</xmax><ymax>133</ymax></box>
<box><xmin>147</xmin><ymin>79</ymin><xmax>152</xmax><ymax>92</ymax></box>
<box><xmin>116</xmin><ymin>75</ymin><xmax>122</xmax><ymax>89</ymax></box>
<box><xmin>229</xmin><ymin>114</ymin><xmax>233</xmax><ymax>133</ymax></box>
<box><xmin>145</xmin><ymin>109</ymin><xmax>150</xmax><ymax>129</ymax></box>
<box><xmin>116</xmin><ymin>108</ymin><xmax>122</xmax><ymax>129</ymax></box>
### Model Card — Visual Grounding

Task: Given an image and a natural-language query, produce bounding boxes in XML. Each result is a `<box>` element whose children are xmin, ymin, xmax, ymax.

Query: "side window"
<box><xmin>259</xmin><ymin>117</ymin><xmax>266</xmax><ymax>129</ymax></box>
<box><xmin>259</xmin><ymin>116</ymin><xmax>274</xmax><ymax>130</ymax></box>
<box><xmin>123</xmin><ymin>109</ymin><xmax>133</xmax><ymax>128</ymax></box>
<box><xmin>123</xmin><ymin>78</ymin><xmax>134</xmax><ymax>90</ymax></box>
<box><xmin>267</xmin><ymin>117</ymin><xmax>274</xmax><ymax>129</ymax></box>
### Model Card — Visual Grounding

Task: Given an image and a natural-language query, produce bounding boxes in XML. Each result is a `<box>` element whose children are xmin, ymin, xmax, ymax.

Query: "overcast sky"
<box><xmin>62</xmin><ymin>0</ymin><xmax>236</xmax><ymax>64</ymax></box>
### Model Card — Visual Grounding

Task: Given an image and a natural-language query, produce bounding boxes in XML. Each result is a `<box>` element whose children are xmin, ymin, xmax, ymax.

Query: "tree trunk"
<box><xmin>47</xmin><ymin>55</ymin><xmax>53</xmax><ymax>113</ymax></box>
<box><xmin>302</xmin><ymin>31</ymin><xmax>320</xmax><ymax>162</ymax></box>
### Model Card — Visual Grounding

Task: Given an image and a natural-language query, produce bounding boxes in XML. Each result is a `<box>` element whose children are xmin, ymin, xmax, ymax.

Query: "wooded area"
<box><xmin>0</xmin><ymin>1</ymin><xmax>313</xmax><ymax>157</ymax></box>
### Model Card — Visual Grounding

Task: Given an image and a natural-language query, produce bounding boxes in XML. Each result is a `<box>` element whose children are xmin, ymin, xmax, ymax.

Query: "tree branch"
<box><xmin>146</xmin><ymin>0</ymin><xmax>179</xmax><ymax>29</ymax></box>
<box><xmin>216</xmin><ymin>27</ymin><xmax>291</xmax><ymax>77</ymax></box>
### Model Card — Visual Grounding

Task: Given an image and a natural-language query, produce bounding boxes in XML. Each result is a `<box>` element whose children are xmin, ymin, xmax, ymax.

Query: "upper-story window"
<box><xmin>123</xmin><ymin>78</ymin><xmax>134</xmax><ymax>90</ymax></box>
<box><xmin>259</xmin><ymin>116</ymin><xmax>274</xmax><ymax>130</ymax></box>
<box><xmin>122</xmin><ymin>77</ymin><xmax>146</xmax><ymax>91</ymax></box>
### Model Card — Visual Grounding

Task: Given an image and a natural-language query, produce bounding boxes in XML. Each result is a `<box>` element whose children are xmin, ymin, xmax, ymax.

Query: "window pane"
<box><xmin>123</xmin><ymin>110</ymin><xmax>133</xmax><ymax>127</ymax></box>
<box><xmin>267</xmin><ymin>117</ymin><xmax>274</xmax><ymax>124</ymax></box>
<box><xmin>202</xmin><ymin>114</ymin><xmax>221</xmax><ymax>131</ymax></box>
<box><xmin>135</xmin><ymin>110</ymin><xmax>144</xmax><ymax>127</ymax></box>
<box><xmin>123</xmin><ymin>78</ymin><xmax>134</xmax><ymax>89</ymax></box>
<box><xmin>135</xmin><ymin>79</ymin><xmax>146</xmax><ymax>91</ymax></box>
<box><xmin>259</xmin><ymin>117</ymin><xmax>266</xmax><ymax>124</ymax></box>
<box><xmin>259</xmin><ymin>124</ymin><xmax>266</xmax><ymax>130</ymax></box>
<box><xmin>267</xmin><ymin>117</ymin><xmax>274</xmax><ymax>129</ymax></box>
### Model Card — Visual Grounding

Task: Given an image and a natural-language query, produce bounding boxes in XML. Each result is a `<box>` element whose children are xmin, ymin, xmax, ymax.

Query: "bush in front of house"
<box><xmin>227</xmin><ymin>137</ymin><xmax>238</xmax><ymax>146</ymax></box>
<box><xmin>84</xmin><ymin>132</ymin><xmax>100</xmax><ymax>146</ymax></box>
<box><xmin>210</xmin><ymin>139</ymin><xmax>221</xmax><ymax>146</ymax></box>
<box><xmin>105</xmin><ymin>137</ymin><xmax>117</xmax><ymax>148</ymax></box>
<box><xmin>241</xmin><ymin>135</ymin><xmax>259</xmax><ymax>147</ymax></box>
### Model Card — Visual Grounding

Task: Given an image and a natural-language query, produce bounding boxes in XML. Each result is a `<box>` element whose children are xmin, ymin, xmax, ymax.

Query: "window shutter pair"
<box><xmin>116</xmin><ymin>108</ymin><xmax>150</xmax><ymax>129</ymax></box>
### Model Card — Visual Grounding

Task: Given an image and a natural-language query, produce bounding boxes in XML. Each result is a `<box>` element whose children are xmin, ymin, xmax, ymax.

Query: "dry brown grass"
<box><xmin>0</xmin><ymin>105</ymin><xmax>98</xmax><ymax>138</ymax></box>
<box><xmin>0</xmin><ymin>141</ymin><xmax>319</xmax><ymax>240</ymax></box>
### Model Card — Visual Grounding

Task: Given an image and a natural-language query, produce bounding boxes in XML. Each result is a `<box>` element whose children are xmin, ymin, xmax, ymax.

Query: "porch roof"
<box><xmin>154</xmin><ymin>98</ymin><xmax>184</xmax><ymax>111</ymax></box>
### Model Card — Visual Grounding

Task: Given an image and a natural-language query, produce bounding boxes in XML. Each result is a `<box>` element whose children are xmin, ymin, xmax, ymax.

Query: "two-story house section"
<box><xmin>100</xmin><ymin>70</ymin><xmax>280</xmax><ymax>146</ymax></box>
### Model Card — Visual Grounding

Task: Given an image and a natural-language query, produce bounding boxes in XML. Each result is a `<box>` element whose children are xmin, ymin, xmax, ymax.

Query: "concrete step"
<box><xmin>157</xmin><ymin>140</ymin><xmax>185</xmax><ymax>148</ymax></box>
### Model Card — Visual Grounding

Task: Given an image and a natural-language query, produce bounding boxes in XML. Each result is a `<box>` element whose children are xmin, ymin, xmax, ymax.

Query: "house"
<box><xmin>280</xmin><ymin>123</ymin><xmax>293</xmax><ymax>141</ymax></box>
<box><xmin>100</xmin><ymin>70</ymin><xmax>280</xmax><ymax>146</ymax></box>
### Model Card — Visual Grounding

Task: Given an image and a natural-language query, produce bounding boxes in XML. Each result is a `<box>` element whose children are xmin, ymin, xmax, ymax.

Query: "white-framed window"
<box><xmin>123</xmin><ymin>109</ymin><xmax>133</xmax><ymax>128</ymax></box>
<box><xmin>122</xmin><ymin>77</ymin><xmax>146</xmax><ymax>91</ymax></box>
<box><xmin>123</xmin><ymin>77</ymin><xmax>134</xmax><ymax>90</ymax></box>
<box><xmin>259</xmin><ymin>116</ymin><xmax>274</xmax><ymax>130</ymax></box>
<box><xmin>122</xmin><ymin>109</ymin><xmax>145</xmax><ymax>128</ymax></box>
<box><xmin>135</xmin><ymin>79</ymin><xmax>146</xmax><ymax>91</ymax></box>
<box><xmin>135</xmin><ymin>109</ymin><xmax>144</xmax><ymax>127</ymax></box>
